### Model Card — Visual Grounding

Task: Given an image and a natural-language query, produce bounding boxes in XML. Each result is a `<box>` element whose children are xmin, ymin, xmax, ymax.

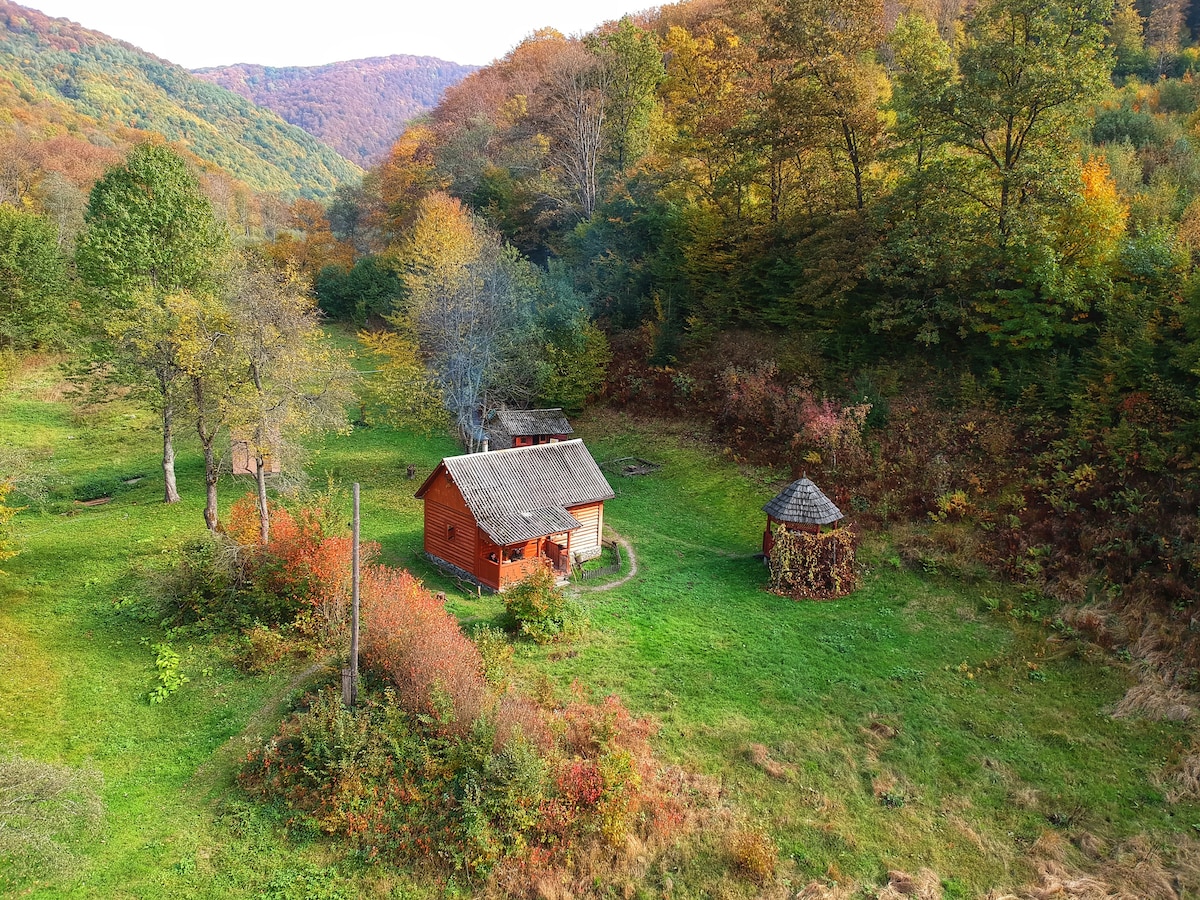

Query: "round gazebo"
<box><xmin>762</xmin><ymin>477</ymin><xmax>843</xmax><ymax>555</ymax></box>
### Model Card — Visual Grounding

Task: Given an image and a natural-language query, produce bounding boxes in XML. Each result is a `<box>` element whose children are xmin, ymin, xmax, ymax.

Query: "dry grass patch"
<box><xmin>1111</xmin><ymin>676</ymin><xmax>1195</xmax><ymax>722</ymax></box>
<box><xmin>794</xmin><ymin>880</ymin><xmax>856</xmax><ymax>899</ymax></box>
<box><xmin>1164</xmin><ymin>752</ymin><xmax>1200</xmax><ymax>803</ymax></box>
<box><xmin>725</xmin><ymin>824</ymin><xmax>778</xmax><ymax>884</ymax></box>
<box><xmin>877</xmin><ymin>868</ymin><xmax>943</xmax><ymax>899</ymax></box>
<box><xmin>985</xmin><ymin>832</ymin><xmax>1200</xmax><ymax>900</ymax></box>
<box><xmin>746</xmin><ymin>742</ymin><xmax>793</xmax><ymax>780</ymax></box>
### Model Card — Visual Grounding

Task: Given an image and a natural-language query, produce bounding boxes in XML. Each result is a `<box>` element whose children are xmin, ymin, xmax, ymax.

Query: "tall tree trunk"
<box><xmin>249</xmin><ymin>360</ymin><xmax>270</xmax><ymax>544</ymax></box>
<box><xmin>162</xmin><ymin>402</ymin><xmax>180</xmax><ymax>504</ymax></box>
<box><xmin>202</xmin><ymin>442</ymin><xmax>219</xmax><ymax>531</ymax></box>
<box><xmin>193</xmin><ymin>377</ymin><xmax>220</xmax><ymax>531</ymax></box>
<box><xmin>255</xmin><ymin>454</ymin><xmax>270</xmax><ymax>544</ymax></box>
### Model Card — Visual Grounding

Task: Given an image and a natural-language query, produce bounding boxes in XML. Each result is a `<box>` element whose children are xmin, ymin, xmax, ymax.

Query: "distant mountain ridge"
<box><xmin>0</xmin><ymin>1</ymin><xmax>360</xmax><ymax>198</ymax></box>
<box><xmin>195</xmin><ymin>56</ymin><xmax>478</xmax><ymax>164</ymax></box>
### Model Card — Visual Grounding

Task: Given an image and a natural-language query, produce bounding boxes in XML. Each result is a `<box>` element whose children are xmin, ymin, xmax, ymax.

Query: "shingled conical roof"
<box><xmin>762</xmin><ymin>477</ymin><xmax>843</xmax><ymax>526</ymax></box>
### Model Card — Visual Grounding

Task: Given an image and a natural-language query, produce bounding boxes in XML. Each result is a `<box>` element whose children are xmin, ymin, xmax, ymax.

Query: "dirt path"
<box><xmin>575</xmin><ymin>533</ymin><xmax>639</xmax><ymax>593</ymax></box>
<box><xmin>187</xmin><ymin>658</ymin><xmax>330</xmax><ymax>799</ymax></box>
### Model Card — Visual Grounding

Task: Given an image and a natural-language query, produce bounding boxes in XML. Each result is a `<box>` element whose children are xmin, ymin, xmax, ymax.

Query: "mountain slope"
<box><xmin>0</xmin><ymin>1</ymin><xmax>361</xmax><ymax>198</ymax></box>
<box><xmin>194</xmin><ymin>56</ymin><xmax>477</xmax><ymax>164</ymax></box>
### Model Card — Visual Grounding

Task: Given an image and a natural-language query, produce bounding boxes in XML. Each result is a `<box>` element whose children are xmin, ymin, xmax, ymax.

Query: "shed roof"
<box><xmin>416</xmin><ymin>439</ymin><xmax>614</xmax><ymax>546</ymax></box>
<box><xmin>490</xmin><ymin>408</ymin><xmax>574</xmax><ymax>437</ymax></box>
<box><xmin>763</xmin><ymin>477</ymin><xmax>843</xmax><ymax>525</ymax></box>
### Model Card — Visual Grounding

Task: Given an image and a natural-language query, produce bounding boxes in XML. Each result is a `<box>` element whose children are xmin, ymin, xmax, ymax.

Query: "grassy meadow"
<box><xmin>1</xmin><ymin>347</ymin><xmax>1197</xmax><ymax>898</ymax></box>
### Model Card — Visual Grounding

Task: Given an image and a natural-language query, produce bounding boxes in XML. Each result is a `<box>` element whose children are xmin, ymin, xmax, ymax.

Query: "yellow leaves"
<box><xmin>1059</xmin><ymin>157</ymin><xmax>1128</xmax><ymax>267</ymax></box>
<box><xmin>379</xmin><ymin>123</ymin><xmax>445</xmax><ymax>222</ymax></box>
<box><xmin>1175</xmin><ymin>196</ymin><xmax>1200</xmax><ymax>256</ymax></box>
<box><xmin>162</xmin><ymin>290</ymin><xmax>233</xmax><ymax>377</ymax></box>
<box><xmin>359</xmin><ymin>329</ymin><xmax>446</xmax><ymax>435</ymax></box>
<box><xmin>499</xmin><ymin>94</ymin><xmax>529</xmax><ymax>127</ymax></box>
<box><xmin>387</xmin><ymin>192</ymin><xmax>485</xmax><ymax>323</ymax></box>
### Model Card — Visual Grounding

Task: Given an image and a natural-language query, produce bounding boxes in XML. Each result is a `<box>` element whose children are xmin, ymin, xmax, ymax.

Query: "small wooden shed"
<box><xmin>486</xmin><ymin>408</ymin><xmax>573</xmax><ymax>450</ymax></box>
<box><xmin>231</xmin><ymin>431</ymin><xmax>281</xmax><ymax>476</ymax></box>
<box><xmin>415</xmin><ymin>439</ymin><xmax>614</xmax><ymax>591</ymax></box>
<box><xmin>762</xmin><ymin>477</ymin><xmax>843</xmax><ymax>555</ymax></box>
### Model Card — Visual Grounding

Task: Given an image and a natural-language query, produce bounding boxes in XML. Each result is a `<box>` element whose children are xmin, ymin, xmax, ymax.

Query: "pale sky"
<box><xmin>23</xmin><ymin>0</ymin><xmax>648</xmax><ymax>68</ymax></box>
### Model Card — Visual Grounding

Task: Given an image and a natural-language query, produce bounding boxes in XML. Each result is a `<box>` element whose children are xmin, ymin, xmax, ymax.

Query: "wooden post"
<box><xmin>349</xmin><ymin>482</ymin><xmax>360</xmax><ymax>706</ymax></box>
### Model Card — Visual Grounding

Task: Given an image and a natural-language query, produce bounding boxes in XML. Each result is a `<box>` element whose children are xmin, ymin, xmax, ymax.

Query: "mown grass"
<box><xmin>1</xmin><ymin>354</ymin><xmax>1196</xmax><ymax>898</ymax></box>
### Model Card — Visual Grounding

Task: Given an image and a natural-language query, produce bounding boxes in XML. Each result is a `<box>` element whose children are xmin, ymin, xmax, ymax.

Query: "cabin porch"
<box><xmin>478</xmin><ymin>530</ymin><xmax>574</xmax><ymax>590</ymax></box>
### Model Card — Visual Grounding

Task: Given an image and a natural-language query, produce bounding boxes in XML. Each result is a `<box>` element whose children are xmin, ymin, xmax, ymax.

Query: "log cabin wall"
<box><xmin>568</xmin><ymin>501</ymin><xmax>604</xmax><ymax>561</ymax></box>
<box><xmin>421</xmin><ymin>469</ymin><xmax>478</xmax><ymax>576</ymax></box>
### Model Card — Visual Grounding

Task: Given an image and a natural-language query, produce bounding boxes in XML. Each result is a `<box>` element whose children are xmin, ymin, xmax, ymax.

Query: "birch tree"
<box><xmin>390</xmin><ymin>192</ymin><xmax>541</xmax><ymax>449</ymax></box>
<box><xmin>168</xmin><ymin>290</ymin><xmax>239</xmax><ymax>532</ymax></box>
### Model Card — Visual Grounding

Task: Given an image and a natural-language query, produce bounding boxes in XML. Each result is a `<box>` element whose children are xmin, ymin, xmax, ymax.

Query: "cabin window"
<box><xmin>446</xmin><ymin>524</ymin><xmax>456</xmax><ymax>540</ymax></box>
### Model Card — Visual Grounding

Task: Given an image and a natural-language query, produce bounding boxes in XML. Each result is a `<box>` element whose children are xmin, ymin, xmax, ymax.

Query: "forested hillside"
<box><xmin>0</xmin><ymin>1</ymin><xmax>360</xmax><ymax>198</ymax></box>
<box><xmin>194</xmin><ymin>56</ymin><xmax>477</xmax><ymax>164</ymax></box>
<box><xmin>315</xmin><ymin>0</ymin><xmax>1200</xmax><ymax>690</ymax></box>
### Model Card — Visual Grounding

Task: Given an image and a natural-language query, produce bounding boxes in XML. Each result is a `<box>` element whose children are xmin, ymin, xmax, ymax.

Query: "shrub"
<box><xmin>932</xmin><ymin>489</ymin><xmax>971</xmax><ymax>521</ymax></box>
<box><xmin>244</xmin><ymin>565</ymin><xmax>702</xmax><ymax>893</ymax></box>
<box><xmin>237</xmin><ymin>625</ymin><xmax>291</xmax><ymax>674</ymax></box>
<box><xmin>165</xmin><ymin>493</ymin><xmax>378</xmax><ymax>635</ymax></box>
<box><xmin>148</xmin><ymin>642</ymin><xmax>189</xmax><ymax>704</ymax></box>
<box><xmin>0</xmin><ymin>755</ymin><xmax>104</xmax><ymax>888</ymax></box>
<box><xmin>0</xmin><ymin>480</ymin><xmax>22</xmax><ymax>572</ymax></box>
<box><xmin>472</xmin><ymin>625</ymin><xmax>515</xmax><ymax>688</ymax></box>
<box><xmin>728</xmin><ymin>825</ymin><xmax>777</xmax><ymax>884</ymax></box>
<box><xmin>504</xmin><ymin>566</ymin><xmax>586</xmax><ymax>643</ymax></box>
<box><xmin>165</xmin><ymin>534</ymin><xmax>258</xmax><ymax>628</ymax></box>
<box><xmin>0</xmin><ymin>348</ymin><xmax>16</xmax><ymax>390</ymax></box>
<box><xmin>359</xmin><ymin>566</ymin><xmax>489</xmax><ymax>736</ymax></box>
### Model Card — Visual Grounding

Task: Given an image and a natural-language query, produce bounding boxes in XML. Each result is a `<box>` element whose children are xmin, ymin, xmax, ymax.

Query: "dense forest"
<box><xmin>303</xmin><ymin>0</ymin><xmax>1200</xmax><ymax>690</ymax></box>
<box><xmin>195</xmin><ymin>56</ymin><xmax>478</xmax><ymax>165</ymax></box>
<box><xmin>0</xmin><ymin>1</ymin><xmax>360</xmax><ymax>198</ymax></box>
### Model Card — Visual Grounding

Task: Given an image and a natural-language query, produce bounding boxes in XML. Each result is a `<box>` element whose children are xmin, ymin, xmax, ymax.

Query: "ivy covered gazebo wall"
<box><xmin>766</xmin><ymin>526</ymin><xmax>860</xmax><ymax>600</ymax></box>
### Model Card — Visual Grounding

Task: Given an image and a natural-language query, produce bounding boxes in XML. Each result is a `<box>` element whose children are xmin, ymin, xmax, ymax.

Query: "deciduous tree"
<box><xmin>0</xmin><ymin>206</ymin><xmax>70</xmax><ymax>353</ymax></box>
<box><xmin>76</xmin><ymin>143</ymin><xmax>228</xmax><ymax>503</ymax></box>
<box><xmin>168</xmin><ymin>290</ymin><xmax>240</xmax><ymax>531</ymax></box>
<box><xmin>227</xmin><ymin>255</ymin><xmax>354</xmax><ymax>542</ymax></box>
<box><xmin>389</xmin><ymin>192</ymin><xmax>542</xmax><ymax>449</ymax></box>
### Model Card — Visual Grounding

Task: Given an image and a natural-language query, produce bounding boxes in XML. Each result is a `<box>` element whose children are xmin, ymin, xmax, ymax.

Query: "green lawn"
<box><xmin>1</xmin><ymin>354</ymin><xmax>1196</xmax><ymax>898</ymax></box>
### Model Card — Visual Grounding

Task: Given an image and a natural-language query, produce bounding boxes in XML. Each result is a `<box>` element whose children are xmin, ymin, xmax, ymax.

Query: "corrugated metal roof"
<box><xmin>490</xmin><ymin>408</ymin><xmax>574</xmax><ymax>437</ymax></box>
<box><xmin>419</xmin><ymin>439</ymin><xmax>614</xmax><ymax>546</ymax></box>
<box><xmin>763</xmin><ymin>477</ymin><xmax>843</xmax><ymax>525</ymax></box>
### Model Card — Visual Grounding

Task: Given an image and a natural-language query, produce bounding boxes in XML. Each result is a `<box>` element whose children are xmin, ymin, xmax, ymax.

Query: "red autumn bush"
<box><xmin>359</xmin><ymin>565</ymin><xmax>488</xmax><ymax>736</ymax></box>
<box><xmin>219</xmin><ymin>493</ymin><xmax>379</xmax><ymax>636</ymax></box>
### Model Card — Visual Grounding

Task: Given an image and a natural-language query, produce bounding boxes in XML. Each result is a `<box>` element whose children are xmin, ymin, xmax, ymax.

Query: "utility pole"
<box><xmin>343</xmin><ymin>482</ymin><xmax>361</xmax><ymax>707</ymax></box>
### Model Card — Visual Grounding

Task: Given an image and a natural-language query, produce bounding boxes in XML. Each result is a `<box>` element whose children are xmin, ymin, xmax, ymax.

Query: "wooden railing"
<box><xmin>574</xmin><ymin>539</ymin><xmax>622</xmax><ymax>581</ymax></box>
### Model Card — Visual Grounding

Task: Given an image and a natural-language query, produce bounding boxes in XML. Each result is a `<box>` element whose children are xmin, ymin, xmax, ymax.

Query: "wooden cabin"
<box><xmin>485</xmin><ymin>408</ymin><xmax>573</xmax><ymax>450</ymax></box>
<box><xmin>762</xmin><ymin>477</ymin><xmax>843</xmax><ymax>555</ymax></box>
<box><xmin>415</xmin><ymin>439</ymin><xmax>614</xmax><ymax>591</ymax></box>
<box><xmin>231</xmin><ymin>431</ymin><xmax>281</xmax><ymax>476</ymax></box>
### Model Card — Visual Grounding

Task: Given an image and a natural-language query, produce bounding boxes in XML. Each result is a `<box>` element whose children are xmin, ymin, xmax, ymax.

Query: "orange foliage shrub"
<box><xmin>224</xmin><ymin>493</ymin><xmax>378</xmax><ymax>633</ymax></box>
<box><xmin>359</xmin><ymin>566</ymin><xmax>488</xmax><ymax>736</ymax></box>
<box><xmin>243</xmin><ymin>560</ymin><xmax>715</xmax><ymax>894</ymax></box>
